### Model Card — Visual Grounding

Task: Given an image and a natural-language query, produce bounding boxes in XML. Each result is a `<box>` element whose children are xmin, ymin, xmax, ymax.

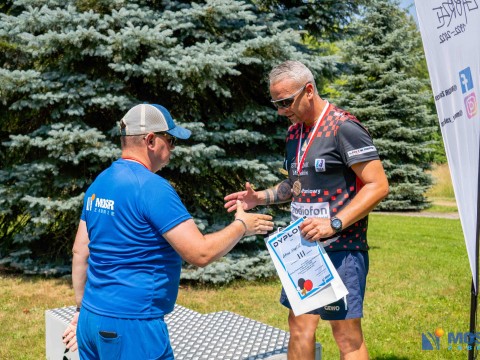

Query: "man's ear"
<box><xmin>306</xmin><ymin>82</ymin><xmax>315</xmax><ymax>98</ymax></box>
<box><xmin>144</xmin><ymin>133</ymin><xmax>155</xmax><ymax>146</ymax></box>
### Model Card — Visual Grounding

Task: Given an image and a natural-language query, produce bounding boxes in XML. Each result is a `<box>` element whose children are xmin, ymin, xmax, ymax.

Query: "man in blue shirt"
<box><xmin>62</xmin><ymin>103</ymin><xmax>273</xmax><ymax>359</ymax></box>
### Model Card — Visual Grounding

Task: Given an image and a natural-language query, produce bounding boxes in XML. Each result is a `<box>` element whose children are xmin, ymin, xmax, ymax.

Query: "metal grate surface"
<box><xmin>47</xmin><ymin>305</ymin><xmax>290</xmax><ymax>359</ymax></box>
<box><xmin>166</xmin><ymin>308</ymin><xmax>289</xmax><ymax>359</ymax></box>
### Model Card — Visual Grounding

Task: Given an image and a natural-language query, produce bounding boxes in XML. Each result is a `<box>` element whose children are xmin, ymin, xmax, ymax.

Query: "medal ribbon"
<box><xmin>295</xmin><ymin>101</ymin><xmax>330</xmax><ymax>175</ymax></box>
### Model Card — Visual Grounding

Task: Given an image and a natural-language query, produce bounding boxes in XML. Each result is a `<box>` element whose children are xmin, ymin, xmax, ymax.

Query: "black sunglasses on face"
<box><xmin>156</xmin><ymin>132</ymin><xmax>177</xmax><ymax>147</ymax></box>
<box><xmin>271</xmin><ymin>83</ymin><xmax>309</xmax><ymax>109</ymax></box>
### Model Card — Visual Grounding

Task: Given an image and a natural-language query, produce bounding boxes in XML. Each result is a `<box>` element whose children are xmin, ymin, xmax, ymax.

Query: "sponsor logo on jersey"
<box><xmin>95</xmin><ymin>197</ymin><xmax>115</xmax><ymax>210</ymax></box>
<box><xmin>86</xmin><ymin>194</ymin><xmax>95</xmax><ymax>211</ymax></box>
<box><xmin>291</xmin><ymin>202</ymin><xmax>330</xmax><ymax>221</ymax></box>
<box><xmin>86</xmin><ymin>194</ymin><xmax>115</xmax><ymax>213</ymax></box>
<box><xmin>315</xmin><ymin>158</ymin><xmax>325</xmax><ymax>172</ymax></box>
<box><xmin>347</xmin><ymin>146</ymin><xmax>376</xmax><ymax>158</ymax></box>
<box><xmin>291</xmin><ymin>162</ymin><xmax>309</xmax><ymax>176</ymax></box>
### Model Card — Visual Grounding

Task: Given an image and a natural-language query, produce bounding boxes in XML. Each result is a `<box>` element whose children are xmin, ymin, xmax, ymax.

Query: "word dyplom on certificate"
<box><xmin>266</xmin><ymin>217</ymin><xmax>348</xmax><ymax>315</ymax></box>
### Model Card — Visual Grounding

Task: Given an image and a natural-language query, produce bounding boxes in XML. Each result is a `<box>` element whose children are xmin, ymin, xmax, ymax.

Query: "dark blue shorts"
<box><xmin>280</xmin><ymin>250</ymin><xmax>369</xmax><ymax>320</ymax></box>
<box><xmin>77</xmin><ymin>307</ymin><xmax>174</xmax><ymax>360</ymax></box>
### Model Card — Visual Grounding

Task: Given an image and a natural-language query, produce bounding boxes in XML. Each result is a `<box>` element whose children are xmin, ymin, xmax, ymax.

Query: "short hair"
<box><xmin>120</xmin><ymin>135</ymin><xmax>144</xmax><ymax>148</ymax></box>
<box><xmin>269</xmin><ymin>60</ymin><xmax>316</xmax><ymax>91</ymax></box>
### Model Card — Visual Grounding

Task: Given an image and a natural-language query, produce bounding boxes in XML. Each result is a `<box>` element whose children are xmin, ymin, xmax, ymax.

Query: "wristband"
<box><xmin>234</xmin><ymin>218</ymin><xmax>247</xmax><ymax>236</ymax></box>
<box><xmin>76</xmin><ymin>307</ymin><xmax>81</xmax><ymax>312</ymax></box>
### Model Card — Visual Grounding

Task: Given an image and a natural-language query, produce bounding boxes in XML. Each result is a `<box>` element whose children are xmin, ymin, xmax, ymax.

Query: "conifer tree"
<box><xmin>331</xmin><ymin>0</ymin><xmax>438</xmax><ymax>211</ymax></box>
<box><xmin>1</xmin><ymin>0</ymin><xmax>361</xmax><ymax>281</ymax></box>
<box><xmin>254</xmin><ymin>1</ymin><xmax>368</xmax><ymax>41</ymax></box>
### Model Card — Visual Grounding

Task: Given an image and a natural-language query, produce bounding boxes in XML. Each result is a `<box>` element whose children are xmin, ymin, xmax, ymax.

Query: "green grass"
<box><xmin>0</xmin><ymin>214</ymin><xmax>472</xmax><ymax>359</ymax></box>
<box><xmin>0</xmin><ymin>275</ymin><xmax>76</xmax><ymax>360</ymax></box>
<box><xmin>425</xmin><ymin>204</ymin><xmax>458</xmax><ymax>213</ymax></box>
<box><xmin>364</xmin><ymin>214</ymin><xmax>469</xmax><ymax>360</ymax></box>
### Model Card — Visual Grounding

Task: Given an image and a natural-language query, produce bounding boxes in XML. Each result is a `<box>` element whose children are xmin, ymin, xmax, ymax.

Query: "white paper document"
<box><xmin>266</xmin><ymin>217</ymin><xmax>348</xmax><ymax>316</ymax></box>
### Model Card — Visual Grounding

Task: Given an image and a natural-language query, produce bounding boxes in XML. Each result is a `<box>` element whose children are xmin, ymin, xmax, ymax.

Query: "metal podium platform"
<box><xmin>45</xmin><ymin>305</ymin><xmax>321</xmax><ymax>359</ymax></box>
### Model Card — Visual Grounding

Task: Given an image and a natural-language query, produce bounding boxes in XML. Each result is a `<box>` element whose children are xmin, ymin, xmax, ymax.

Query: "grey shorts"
<box><xmin>279</xmin><ymin>250</ymin><xmax>369</xmax><ymax>320</ymax></box>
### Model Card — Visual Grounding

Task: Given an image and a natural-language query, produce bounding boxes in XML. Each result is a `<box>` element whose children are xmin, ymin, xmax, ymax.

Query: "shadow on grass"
<box><xmin>179</xmin><ymin>276</ymin><xmax>281</xmax><ymax>290</ymax></box>
<box><xmin>372</xmin><ymin>356</ymin><xmax>410</xmax><ymax>360</ymax></box>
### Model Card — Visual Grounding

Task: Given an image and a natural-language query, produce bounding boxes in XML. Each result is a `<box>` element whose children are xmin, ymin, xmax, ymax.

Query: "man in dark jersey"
<box><xmin>224</xmin><ymin>61</ymin><xmax>389</xmax><ymax>360</ymax></box>
<box><xmin>62</xmin><ymin>103</ymin><xmax>274</xmax><ymax>359</ymax></box>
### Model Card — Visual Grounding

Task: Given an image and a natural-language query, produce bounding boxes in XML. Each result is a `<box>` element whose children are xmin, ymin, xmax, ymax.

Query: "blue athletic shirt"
<box><xmin>80</xmin><ymin>159</ymin><xmax>192</xmax><ymax>319</ymax></box>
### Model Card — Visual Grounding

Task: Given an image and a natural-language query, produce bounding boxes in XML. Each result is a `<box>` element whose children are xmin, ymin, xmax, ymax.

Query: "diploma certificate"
<box><xmin>266</xmin><ymin>217</ymin><xmax>348</xmax><ymax>315</ymax></box>
<box><xmin>267</xmin><ymin>218</ymin><xmax>333</xmax><ymax>300</ymax></box>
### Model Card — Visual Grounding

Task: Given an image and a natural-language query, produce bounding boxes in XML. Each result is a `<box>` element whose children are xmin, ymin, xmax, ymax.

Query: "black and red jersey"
<box><xmin>284</xmin><ymin>104</ymin><xmax>380</xmax><ymax>252</ymax></box>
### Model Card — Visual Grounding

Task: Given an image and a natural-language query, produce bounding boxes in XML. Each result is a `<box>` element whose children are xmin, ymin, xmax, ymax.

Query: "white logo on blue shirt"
<box><xmin>86</xmin><ymin>194</ymin><xmax>95</xmax><ymax>211</ymax></box>
<box><xmin>86</xmin><ymin>194</ymin><xmax>115</xmax><ymax>216</ymax></box>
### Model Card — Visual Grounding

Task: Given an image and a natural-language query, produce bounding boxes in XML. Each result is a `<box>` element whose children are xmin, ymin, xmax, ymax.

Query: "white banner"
<box><xmin>415</xmin><ymin>0</ymin><xmax>480</xmax><ymax>289</ymax></box>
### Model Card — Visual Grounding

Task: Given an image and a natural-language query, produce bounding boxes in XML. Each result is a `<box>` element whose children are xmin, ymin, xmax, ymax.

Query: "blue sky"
<box><xmin>400</xmin><ymin>0</ymin><xmax>418</xmax><ymax>21</ymax></box>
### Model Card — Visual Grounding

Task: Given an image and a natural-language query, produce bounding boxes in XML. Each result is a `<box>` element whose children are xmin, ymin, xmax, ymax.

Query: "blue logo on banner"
<box><xmin>459</xmin><ymin>67</ymin><xmax>474</xmax><ymax>94</ymax></box>
<box><xmin>420</xmin><ymin>329</ymin><xmax>480</xmax><ymax>352</ymax></box>
<box><xmin>422</xmin><ymin>332</ymin><xmax>440</xmax><ymax>350</ymax></box>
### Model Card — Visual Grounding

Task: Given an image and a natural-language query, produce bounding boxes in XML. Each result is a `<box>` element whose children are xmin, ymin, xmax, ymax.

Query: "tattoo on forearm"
<box><xmin>276</xmin><ymin>180</ymin><xmax>293</xmax><ymax>202</ymax></box>
<box><xmin>264</xmin><ymin>190</ymin><xmax>272</xmax><ymax>205</ymax></box>
<box><xmin>263</xmin><ymin>181</ymin><xmax>292</xmax><ymax>205</ymax></box>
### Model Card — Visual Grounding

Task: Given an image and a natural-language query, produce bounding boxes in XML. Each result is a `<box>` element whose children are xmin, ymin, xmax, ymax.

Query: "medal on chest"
<box><xmin>292</xmin><ymin>102</ymin><xmax>330</xmax><ymax>197</ymax></box>
<box><xmin>292</xmin><ymin>179</ymin><xmax>302</xmax><ymax>197</ymax></box>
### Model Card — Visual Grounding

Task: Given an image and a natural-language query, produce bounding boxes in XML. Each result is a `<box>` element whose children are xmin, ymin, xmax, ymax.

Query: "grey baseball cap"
<box><xmin>120</xmin><ymin>104</ymin><xmax>191</xmax><ymax>139</ymax></box>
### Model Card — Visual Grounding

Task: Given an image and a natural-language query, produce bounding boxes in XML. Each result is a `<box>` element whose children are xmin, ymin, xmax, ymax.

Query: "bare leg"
<box><xmin>286</xmin><ymin>309</ymin><xmax>320</xmax><ymax>360</ymax></box>
<box><xmin>330</xmin><ymin>318</ymin><xmax>368</xmax><ymax>360</ymax></box>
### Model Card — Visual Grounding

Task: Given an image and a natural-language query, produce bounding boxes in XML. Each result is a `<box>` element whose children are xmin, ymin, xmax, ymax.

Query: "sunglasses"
<box><xmin>271</xmin><ymin>83</ymin><xmax>309</xmax><ymax>109</ymax></box>
<box><xmin>156</xmin><ymin>132</ymin><xmax>177</xmax><ymax>147</ymax></box>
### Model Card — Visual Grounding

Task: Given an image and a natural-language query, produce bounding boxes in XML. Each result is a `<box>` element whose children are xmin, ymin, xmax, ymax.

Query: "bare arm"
<box><xmin>336</xmin><ymin>159</ymin><xmax>389</xmax><ymax>227</ymax></box>
<box><xmin>224</xmin><ymin>179</ymin><xmax>292</xmax><ymax>212</ymax></box>
<box><xmin>72</xmin><ymin>220</ymin><xmax>90</xmax><ymax>308</ymax></box>
<box><xmin>300</xmin><ymin>159</ymin><xmax>389</xmax><ymax>240</ymax></box>
<box><xmin>165</xmin><ymin>201</ymin><xmax>274</xmax><ymax>267</ymax></box>
<box><xmin>62</xmin><ymin>220</ymin><xmax>90</xmax><ymax>352</ymax></box>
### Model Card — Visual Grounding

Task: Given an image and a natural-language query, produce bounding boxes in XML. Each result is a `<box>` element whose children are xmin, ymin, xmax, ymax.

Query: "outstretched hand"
<box><xmin>235</xmin><ymin>200</ymin><xmax>274</xmax><ymax>236</ymax></box>
<box><xmin>224</xmin><ymin>182</ymin><xmax>260</xmax><ymax>213</ymax></box>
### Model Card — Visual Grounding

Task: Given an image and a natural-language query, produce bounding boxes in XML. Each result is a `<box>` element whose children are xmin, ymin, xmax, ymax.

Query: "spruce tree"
<box><xmin>331</xmin><ymin>0</ymin><xmax>438</xmax><ymax>211</ymax></box>
<box><xmin>0</xmin><ymin>0</ymin><xmax>362</xmax><ymax>281</ymax></box>
<box><xmin>254</xmin><ymin>1</ymin><xmax>368</xmax><ymax>41</ymax></box>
